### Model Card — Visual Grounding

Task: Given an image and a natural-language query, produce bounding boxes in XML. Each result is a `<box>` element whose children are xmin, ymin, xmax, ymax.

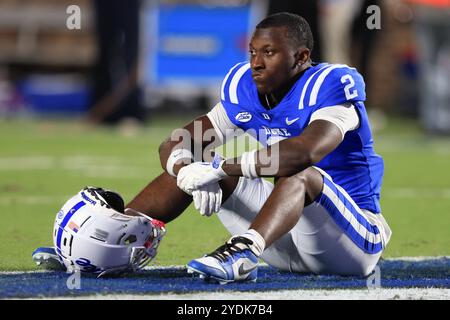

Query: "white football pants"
<box><xmin>217</xmin><ymin>168</ymin><xmax>392</xmax><ymax>276</ymax></box>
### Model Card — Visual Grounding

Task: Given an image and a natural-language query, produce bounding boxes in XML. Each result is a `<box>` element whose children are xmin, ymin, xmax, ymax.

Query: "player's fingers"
<box><xmin>205</xmin><ymin>191</ymin><xmax>213</xmax><ymax>216</ymax></box>
<box><xmin>200</xmin><ymin>190</ymin><xmax>209</xmax><ymax>216</ymax></box>
<box><xmin>192</xmin><ymin>191</ymin><xmax>201</xmax><ymax>211</ymax></box>
<box><xmin>215</xmin><ymin>188</ymin><xmax>222</xmax><ymax>213</ymax></box>
<box><xmin>208</xmin><ymin>191</ymin><xmax>215</xmax><ymax>217</ymax></box>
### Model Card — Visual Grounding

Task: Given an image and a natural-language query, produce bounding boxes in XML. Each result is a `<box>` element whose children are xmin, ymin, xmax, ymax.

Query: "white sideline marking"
<box><xmin>2</xmin><ymin>259</ymin><xmax>449</xmax><ymax>300</ymax></box>
<box><xmin>0</xmin><ymin>156</ymin><xmax>147</xmax><ymax>178</ymax></box>
<box><xmin>386</xmin><ymin>256</ymin><xmax>449</xmax><ymax>261</ymax></box>
<box><xmin>2</xmin><ymin>187</ymin><xmax>450</xmax><ymax>206</ymax></box>
<box><xmin>0</xmin><ymin>256</ymin><xmax>447</xmax><ymax>273</ymax></box>
<box><xmin>0</xmin><ymin>156</ymin><xmax>54</xmax><ymax>169</ymax></box>
<box><xmin>1</xmin><ymin>257</ymin><xmax>447</xmax><ymax>275</ymax></box>
<box><xmin>0</xmin><ymin>196</ymin><xmax>69</xmax><ymax>206</ymax></box>
<box><xmin>375</xmin><ymin>139</ymin><xmax>450</xmax><ymax>154</ymax></box>
<box><xmin>11</xmin><ymin>288</ymin><xmax>450</xmax><ymax>301</ymax></box>
<box><xmin>0</xmin><ymin>265</ymin><xmax>186</xmax><ymax>275</ymax></box>
<box><xmin>0</xmin><ymin>270</ymin><xmax>51</xmax><ymax>275</ymax></box>
<box><xmin>383</xmin><ymin>188</ymin><xmax>450</xmax><ymax>199</ymax></box>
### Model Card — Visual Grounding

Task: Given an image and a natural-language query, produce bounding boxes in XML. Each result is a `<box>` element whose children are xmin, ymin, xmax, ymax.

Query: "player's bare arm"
<box><xmin>126</xmin><ymin>116</ymin><xmax>215</xmax><ymax>221</ymax></box>
<box><xmin>158</xmin><ymin>115</ymin><xmax>218</xmax><ymax>175</ymax></box>
<box><xmin>127</xmin><ymin>115</ymin><xmax>239</xmax><ymax>221</ymax></box>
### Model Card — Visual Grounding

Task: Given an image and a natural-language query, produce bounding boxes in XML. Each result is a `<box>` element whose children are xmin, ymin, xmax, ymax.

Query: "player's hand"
<box><xmin>192</xmin><ymin>182</ymin><xmax>223</xmax><ymax>217</ymax></box>
<box><xmin>177</xmin><ymin>154</ymin><xmax>227</xmax><ymax>194</ymax></box>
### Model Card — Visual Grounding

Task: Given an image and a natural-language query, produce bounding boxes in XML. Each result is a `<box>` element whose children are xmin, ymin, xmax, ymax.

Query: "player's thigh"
<box><xmin>291</xmin><ymin>203</ymin><xmax>381</xmax><ymax>276</ymax></box>
<box><xmin>290</xmin><ymin>167</ymin><xmax>386</xmax><ymax>276</ymax></box>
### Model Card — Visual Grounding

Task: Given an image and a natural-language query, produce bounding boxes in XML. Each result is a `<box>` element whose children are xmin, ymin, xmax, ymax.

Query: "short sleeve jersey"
<box><xmin>219</xmin><ymin>62</ymin><xmax>384</xmax><ymax>213</ymax></box>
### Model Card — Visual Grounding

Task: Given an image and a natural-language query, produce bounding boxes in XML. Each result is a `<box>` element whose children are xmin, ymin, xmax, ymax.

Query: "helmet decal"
<box><xmin>55</xmin><ymin>200</ymin><xmax>86</xmax><ymax>256</ymax></box>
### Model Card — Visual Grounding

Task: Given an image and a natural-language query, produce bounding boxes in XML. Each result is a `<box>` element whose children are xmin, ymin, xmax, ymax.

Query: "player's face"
<box><xmin>249</xmin><ymin>27</ymin><xmax>300</xmax><ymax>94</ymax></box>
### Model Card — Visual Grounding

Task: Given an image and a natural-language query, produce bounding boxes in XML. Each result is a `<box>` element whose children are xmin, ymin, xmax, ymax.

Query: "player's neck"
<box><xmin>262</xmin><ymin>68</ymin><xmax>307</xmax><ymax>110</ymax></box>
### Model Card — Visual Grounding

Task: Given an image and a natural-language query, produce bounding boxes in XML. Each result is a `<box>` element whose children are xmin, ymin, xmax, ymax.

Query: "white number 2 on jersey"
<box><xmin>341</xmin><ymin>74</ymin><xmax>358</xmax><ymax>100</ymax></box>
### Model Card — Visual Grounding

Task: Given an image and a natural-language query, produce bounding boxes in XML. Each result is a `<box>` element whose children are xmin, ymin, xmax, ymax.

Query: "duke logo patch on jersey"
<box><xmin>235</xmin><ymin>112</ymin><xmax>252</xmax><ymax>123</ymax></box>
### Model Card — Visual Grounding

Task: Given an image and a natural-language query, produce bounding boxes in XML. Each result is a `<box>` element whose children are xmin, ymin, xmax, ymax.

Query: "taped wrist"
<box><xmin>166</xmin><ymin>149</ymin><xmax>194</xmax><ymax>177</ymax></box>
<box><xmin>240</xmin><ymin>150</ymin><xmax>258</xmax><ymax>179</ymax></box>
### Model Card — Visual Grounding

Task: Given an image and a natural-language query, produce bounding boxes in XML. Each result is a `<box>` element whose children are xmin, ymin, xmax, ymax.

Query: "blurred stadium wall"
<box><xmin>0</xmin><ymin>0</ymin><xmax>447</xmax><ymax>128</ymax></box>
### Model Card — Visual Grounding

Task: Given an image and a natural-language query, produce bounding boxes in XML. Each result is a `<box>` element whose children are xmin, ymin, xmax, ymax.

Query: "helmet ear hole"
<box><xmin>124</xmin><ymin>235</ymin><xmax>137</xmax><ymax>245</ymax></box>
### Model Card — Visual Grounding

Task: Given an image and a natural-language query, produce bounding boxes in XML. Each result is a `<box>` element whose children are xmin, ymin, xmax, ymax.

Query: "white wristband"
<box><xmin>166</xmin><ymin>149</ymin><xmax>194</xmax><ymax>177</ymax></box>
<box><xmin>240</xmin><ymin>150</ymin><xmax>258</xmax><ymax>179</ymax></box>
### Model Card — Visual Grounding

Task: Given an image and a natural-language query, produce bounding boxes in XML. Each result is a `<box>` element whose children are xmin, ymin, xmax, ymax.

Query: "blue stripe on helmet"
<box><xmin>56</xmin><ymin>201</ymin><xmax>86</xmax><ymax>256</ymax></box>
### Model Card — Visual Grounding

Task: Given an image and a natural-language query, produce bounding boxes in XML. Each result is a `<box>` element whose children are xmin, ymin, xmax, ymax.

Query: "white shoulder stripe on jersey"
<box><xmin>221</xmin><ymin>63</ymin><xmax>241</xmax><ymax>101</ymax></box>
<box><xmin>298</xmin><ymin>64</ymin><xmax>330</xmax><ymax>109</ymax></box>
<box><xmin>229</xmin><ymin>63</ymin><xmax>250</xmax><ymax>104</ymax></box>
<box><xmin>308</xmin><ymin>64</ymin><xmax>349</xmax><ymax>107</ymax></box>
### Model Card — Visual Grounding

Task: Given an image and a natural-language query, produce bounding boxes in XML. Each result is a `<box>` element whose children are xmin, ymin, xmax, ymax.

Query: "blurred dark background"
<box><xmin>0</xmin><ymin>0</ymin><xmax>448</xmax><ymax>133</ymax></box>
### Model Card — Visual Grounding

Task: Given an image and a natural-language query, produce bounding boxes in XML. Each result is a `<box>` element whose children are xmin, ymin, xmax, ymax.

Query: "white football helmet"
<box><xmin>53</xmin><ymin>186</ymin><xmax>166</xmax><ymax>277</ymax></box>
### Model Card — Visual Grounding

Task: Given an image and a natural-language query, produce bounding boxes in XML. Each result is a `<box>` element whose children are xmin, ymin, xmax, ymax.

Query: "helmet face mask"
<box><xmin>53</xmin><ymin>187</ymin><xmax>155</xmax><ymax>276</ymax></box>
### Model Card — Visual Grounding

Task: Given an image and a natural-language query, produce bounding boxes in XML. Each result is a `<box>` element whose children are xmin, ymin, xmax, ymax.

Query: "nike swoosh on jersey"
<box><xmin>285</xmin><ymin>117</ymin><xmax>300</xmax><ymax>125</ymax></box>
<box><xmin>238</xmin><ymin>263</ymin><xmax>257</xmax><ymax>276</ymax></box>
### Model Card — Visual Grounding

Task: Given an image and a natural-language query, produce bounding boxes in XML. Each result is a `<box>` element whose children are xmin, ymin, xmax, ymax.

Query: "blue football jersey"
<box><xmin>220</xmin><ymin>62</ymin><xmax>384</xmax><ymax>213</ymax></box>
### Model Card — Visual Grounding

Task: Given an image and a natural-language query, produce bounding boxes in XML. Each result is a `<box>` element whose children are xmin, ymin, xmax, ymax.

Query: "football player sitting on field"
<box><xmin>33</xmin><ymin>12</ymin><xmax>391</xmax><ymax>283</ymax></box>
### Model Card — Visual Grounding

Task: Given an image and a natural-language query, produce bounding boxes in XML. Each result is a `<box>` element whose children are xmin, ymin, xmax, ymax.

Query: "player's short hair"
<box><xmin>256</xmin><ymin>12</ymin><xmax>314</xmax><ymax>52</ymax></box>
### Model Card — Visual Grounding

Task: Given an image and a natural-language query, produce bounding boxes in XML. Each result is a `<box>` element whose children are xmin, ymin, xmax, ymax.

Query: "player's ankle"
<box><xmin>241</xmin><ymin>229</ymin><xmax>265</xmax><ymax>256</ymax></box>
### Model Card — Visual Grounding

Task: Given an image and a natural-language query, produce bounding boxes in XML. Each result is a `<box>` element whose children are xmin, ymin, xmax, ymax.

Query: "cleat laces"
<box><xmin>207</xmin><ymin>236</ymin><xmax>254</xmax><ymax>262</ymax></box>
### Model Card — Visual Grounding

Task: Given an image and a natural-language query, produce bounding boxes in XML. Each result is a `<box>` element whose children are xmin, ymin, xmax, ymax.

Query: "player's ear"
<box><xmin>294</xmin><ymin>47</ymin><xmax>311</xmax><ymax>68</ymax></box>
